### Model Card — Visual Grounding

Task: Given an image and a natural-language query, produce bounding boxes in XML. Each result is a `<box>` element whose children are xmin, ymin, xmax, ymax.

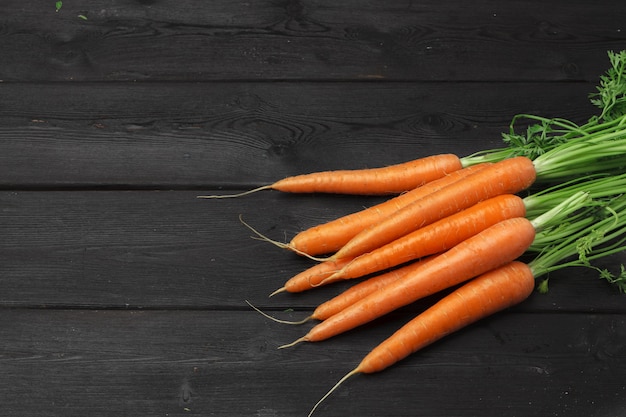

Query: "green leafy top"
<box><xmin>589</xmin><ymin>50</ymin><xmax>626</xmax><ymax>122</ymax></box>
<box><xmin>528</xmin><ymin>193</ymin><xmax>626</xmax><ymax>293</ymax></box>
<box><xmin>462</xmin><ymin>50</ymin><xmax>626</xmax><ymax>171</ymax></box>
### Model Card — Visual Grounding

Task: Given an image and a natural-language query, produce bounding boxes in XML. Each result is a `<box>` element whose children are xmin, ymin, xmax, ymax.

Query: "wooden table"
<box><xmin>2</xmin><ymin>1</ymin><xmax>626</xmax><ymax>416</ymax></box>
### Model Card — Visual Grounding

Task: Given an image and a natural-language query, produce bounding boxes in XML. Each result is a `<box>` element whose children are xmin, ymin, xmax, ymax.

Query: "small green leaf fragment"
<box><xmin>537</xmin><ymin>279</ymin><xmax>550</xmax><ymax>294</ymax></box>
<box><xmin>598</xmin><ymin>265</ymin><xmax>626</xmax><ymax>293</ymax></box>
<box><xmin>78</xmin><ymin>14</ymin><xmax>88</xmax><ymax>20</ymax></box>
<box><xmin>55</xmin><ymin>1</ymin><xmax>62</xmax><ymax>12</ymax></box>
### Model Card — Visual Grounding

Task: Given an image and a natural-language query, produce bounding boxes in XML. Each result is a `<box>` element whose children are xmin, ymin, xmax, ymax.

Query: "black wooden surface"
<box><xmin>2</xmin><ymin>1</ymin><xmax>626</xmax><ymax>416</ymax></box>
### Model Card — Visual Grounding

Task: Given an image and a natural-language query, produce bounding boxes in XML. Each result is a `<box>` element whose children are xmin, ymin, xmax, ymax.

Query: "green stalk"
<box><xmin>462</xmin><ymin>114</ymin><xmax>626</xmax><ymax>180</ymax></box>
<box><xmin>521</xmin><ymin>173</ymin><xmax>626</xmax><ymax>252</ymax></box>
<box><xmin>462</xmin><ymin>51</ymin><xmax>626</xmax><ymax>176</ymax></box>
<box><xmin>530</xmin><ymin>214</ymin><xmax>597</xmax><ymax>251</ymax></box>
<box><xmin>528</xmin><ymin>194</ymin><xmax>626</xmax><ymax>293</ymax></box>
<box><xmin>523</xmin><ymin>172</ymin><xmax>626</xmax><ymax>218</ymax></box>
<box><xmin>528</xmin><ymin>191</ymin><xmax>594</xmax><ymax>233</ymax></box>
<box><xmin>532</xmin><ymin>135</ymin><xmax>626</xmax><ymax>180</ymax></box>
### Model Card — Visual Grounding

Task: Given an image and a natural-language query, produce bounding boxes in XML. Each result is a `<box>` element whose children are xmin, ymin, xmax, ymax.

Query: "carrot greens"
<box><xmin>589</xmin><ymin>50</ymin><xmax>626</xmax><ymax>122</ymax></box>
<box><xmin>529</xmin><ymin>193</ymin><xmax>626</xmax><ymax>293</ymax></box>
<box><xmin>461</xmin><ymin>50</ymin><xmax>626</xmax><ymax>179</ymax></box>
<box><xmin>521</xmin><ymin>171</ymin><xmax>626</xmax><ymax>254</ymax></box>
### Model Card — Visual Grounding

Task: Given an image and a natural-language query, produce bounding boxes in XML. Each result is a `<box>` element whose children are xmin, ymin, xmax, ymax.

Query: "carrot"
<box><xmin>307</xmin><ymin>261</ymin><xmax>535</xmax><ymax>416</ymax></box>
<box><xmin>271</xmin><ymin>257</ymin><xmax>354</xmax><ymax>296</ymax></box>
<box><xmin>305</xmin><ymin>193</ymin><xmax>626</xmax><ymax>415</ymax></box>
<box><xmin>250</xmin><ymin>257</ymin><xmax>436</xmax><ymax>325</ymax></box>
<box><xmin>268</xmin><ymin>166</ymin><xmax>490</xmax><ymax>293</ymax></box>
<box><xmin>329</xmin><ymin>156</ymin><xmax>536</xmax><ymax>261</ymax></box>
<box><xmin>311</xmin><ymin>255</ymin><xmax>437</xmax><ymax>321</ymax></box>
<box><xmin>276</xmin><ymin>189</ymin><xmax>595</xmax><ymax>295</ymax></box>
<box><xmin>321</xmin><ymin>194</ymin><xmax>527</xmax><ymax>285</ymax></box>
<box><xmin>197</xmin><ymin>154</ymin><xmax>463</xmax><ymax>198</ymax></box>
<box><xmin>274</xmin><ymin>193</ymin><xmax>524</xmax><ymax>294</ymax></box>
<box><xmin>288</xmin><ymin>163</ymin><xmax>490</xmax><ymax>257</ymax></box>
<box><xmin>280</xmin><ymin>217</ymin><xmax>535</xmax><ymax>347</ymax></box>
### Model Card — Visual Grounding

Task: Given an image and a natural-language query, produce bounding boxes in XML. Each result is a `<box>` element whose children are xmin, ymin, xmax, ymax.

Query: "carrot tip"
<box><xmin>277</xmin><ymin>337</ymin><xmax>307</xmax><ymax>349</ymax></box>
<box><xmin>245</xmin><ymin>300</ymin><xmax>311</xmax><ymax>325</ymax></box>
<box><xmin>238</xmin><ymin>215</ymin><xmax>328</xmax><ymax>262</ymax></box>
<box><xmin>268</xmin><ymin>287</ymin><xmax>287</xmax><ymax>297</ymax></box>
<box><xmin>196</xmin><ymin>185</ymin><xmax>273</xmax><ymax>199</ymax></box>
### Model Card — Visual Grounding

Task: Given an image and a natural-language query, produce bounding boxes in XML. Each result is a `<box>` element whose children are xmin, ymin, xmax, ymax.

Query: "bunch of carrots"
<box><xmin>200</xmin><ymin>50</ymin><xmax>626</xmax><ymax>416</ymax></box>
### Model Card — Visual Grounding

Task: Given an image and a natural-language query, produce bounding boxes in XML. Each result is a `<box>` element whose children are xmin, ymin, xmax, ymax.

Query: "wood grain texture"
<box><xmin>2</xmin><ymin>190</ymin><xmax>625</xmax><ymax>311</ymax></box>
<box><xmin>0</xmin><ymin>81</ymin><xmax>599</xmax><ymax>188</ymax></box>
<box><xmin>1</xmin><ymin>309</ymin><xmax>624</xmax><ymax>417</ymax></box>
<box><xmin>0</xmin><ymin>0</ymin><xmax>625</xmax><ymax>82</ymax></box>
<box><xmin>2</xmin><ymin>1</ymin><xmax>626</xmax><ymax>416</ymax></box>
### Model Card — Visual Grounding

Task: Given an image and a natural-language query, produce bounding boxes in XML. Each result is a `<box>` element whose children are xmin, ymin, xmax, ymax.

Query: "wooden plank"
<box><xmin>0</xmin><ymin>81</ymin><xmax>601</xmax><ymax>187</ymax></box>
<box><xmin>1</xmin><ymin>309</ymin><xmax>625</xmax><ymax>416</ymax></box>
<box><xmin>0</xmin><ymin>189</ymin><xmax>382</xmax><ymax>308</ymax></box>
<box><xmin>1</xmin><ymin>2</ymin><xmax>624</xmax><ymax>417</ymax></box>
<box><xmin>2</xmin><ymin>190</ymin><xmax>625</xmax><ymax>311</ymax></box>
<box><xmin>1</xmin><ymin>0</ymin><xmax>624</xmax><ymax>82</ymax></box>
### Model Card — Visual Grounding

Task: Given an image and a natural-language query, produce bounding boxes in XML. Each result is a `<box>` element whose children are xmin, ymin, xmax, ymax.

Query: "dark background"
<box><xmin>1</xmin><ymin>1</ymin><xmax>626</xmax><ymax>416</ymax></box>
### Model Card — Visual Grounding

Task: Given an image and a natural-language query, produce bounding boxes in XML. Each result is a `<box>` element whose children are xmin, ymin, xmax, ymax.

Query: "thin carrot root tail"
<box><xmin>308</xmin><ymin>278</ymin><xmax>330</xmax><ymax>288</ymax></box>
<box><xmin>238</xmin><ymin>215</ymin><xmax>328</xmax><ymax>261</ymax></box>
<box><xmin>268</xmin><ymin>286</ymin><xmax>287</xmax><ymax>297</ymax></box>
<box><xmin>278</xmin><ymin>337</ymin><xmax>308</xmax><ymax>349</ymax></box>
<box><xmin>196</xmin><ymin>185</ymin><xmax>274</xmax><ymax>199</ymax></box>
<box><xmin>308</xmin><ymin>368</ymin><xmax>361</xmax><ymax>417</ymax></box>
<box><xmin>305</xmin><ymin>269</ymin><xmax>343</xmax><ymax>289</ymax></box>
<box><xmin>245</xmin><ymin>300</ymin><xmax>311</xmax><ymax>325</ymax></box>
<box><xmin>238</xmin><ymin>214</ymin><xmax>291</xmax><ymax>250</ymax></box>
<box><xmin>319</xmin><ymin>271</ymin><xmax>342</xmax><ymax>284</ymax></box>
<box><xmin>315</xmin><ymin>274</ymin><xmax>344</xmax><ymax>287</ymax></box>
<box><xmin>311</xmin><ymin>257</ymin><xmax>356</xmax><ymax>285</ymax></box>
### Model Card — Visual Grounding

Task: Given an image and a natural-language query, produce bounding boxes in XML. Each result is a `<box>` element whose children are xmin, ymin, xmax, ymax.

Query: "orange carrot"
<box><xmin>274</xmin><ymin>257</ymin><xmax>354</xmax><ymax>296</ymax></box>
<box><xmin>285</xmin><ymin>163</ymin><xmax>492</xmax><ymax>257</ymax></box>
<box><xmin>253</xmin><ymin>258</ymin><xmax>436</xmax><ymax>325</ymax></box>
<box><xmin>198</xmin><ymin>154</ymin><xmax>463</xmax><ymax>198</ymax></box>
<box><xmin>307</xmin><ymin>261</ymin><xmax>535</xmax><ymax>416</ymax></box>
<box><xmin>330</xmin><ymin>156</ymin><xmax>536</xmax><ymax>261</ymax></box>
<box><xmin>322</xmin><ymin>193</ymin><xmax>527</xmax><ymax>285</ymax></box>
<box><xmin>280</xmin><ymin>217</ymin><xmax>535</xmax><ymax>347</ymax></box>
<box><xmin>311</xmin><ymin>256</ymin><xmax>437</xmax><ymax>321</ymax></box>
